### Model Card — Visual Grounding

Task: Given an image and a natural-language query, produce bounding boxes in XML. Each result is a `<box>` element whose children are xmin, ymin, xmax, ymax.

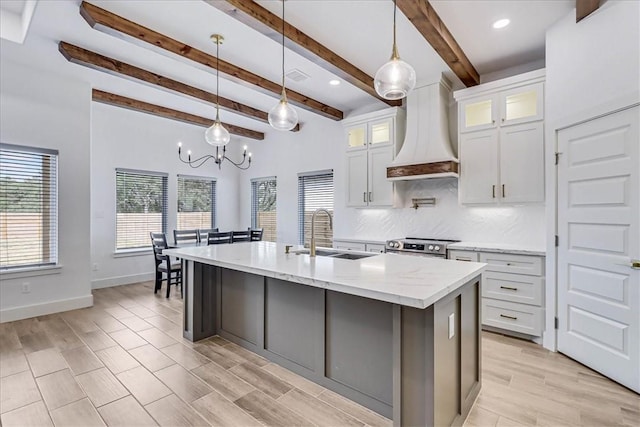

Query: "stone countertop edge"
<box><xmin>164</xmin><ymin>245</ymin><xmax>486</xmax><ymax>310</ymax></box>
<box><xmin>448</xmin><ymin>242</ymin><xmax>546</xmax><ymax>257</ymax></box>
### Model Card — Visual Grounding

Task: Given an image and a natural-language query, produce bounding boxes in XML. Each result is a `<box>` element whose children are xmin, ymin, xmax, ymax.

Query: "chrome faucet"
<box><xmin>310</xmin><ymin>208</ymin><xmax>333</xmax><ymax>257</ymax></box>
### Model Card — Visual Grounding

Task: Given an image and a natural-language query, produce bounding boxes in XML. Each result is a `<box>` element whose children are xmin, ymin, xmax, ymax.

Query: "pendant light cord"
<box><xmin>216</xmin><ymin>39</ymin><xmax>220</xmax><ymax>120</ymax></box>
<box><xmin>392</xmin><ymin>0</ymin><xmax>398</xmax><ymax>59</ymax></box>
<box><xmin>281</xmin><ymin>0</ymin><xmax>286</xmax><ymax>97</ymax></box>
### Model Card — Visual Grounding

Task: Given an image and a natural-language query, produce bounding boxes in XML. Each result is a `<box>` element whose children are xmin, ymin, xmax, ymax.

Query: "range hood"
<box><xmin>387</xmin><ymin>78</ymin><xmax>459</xmax><ymax>181</ymax></box>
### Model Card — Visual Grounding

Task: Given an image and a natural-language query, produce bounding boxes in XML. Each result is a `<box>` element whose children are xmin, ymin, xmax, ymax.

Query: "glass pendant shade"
<box><xmin>268</xmin><ymin>97</ymin><xmax>298</xmax><ymax>131</ymax></box>
<box><xmin>374</xmin><ymin>54</ymin><xmax>416</xmax><ymax>100</ymax></box>
<box><xmin>204</xmin><ymin>118</ymin><xmax>230</xmax><ymax>146</ymax></box>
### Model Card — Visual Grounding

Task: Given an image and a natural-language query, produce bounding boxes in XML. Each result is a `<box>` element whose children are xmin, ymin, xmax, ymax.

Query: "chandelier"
<box><xmin>176</xmin><ymin>34</ymin><xmax>252</xmax><ymax>170</ymax></box>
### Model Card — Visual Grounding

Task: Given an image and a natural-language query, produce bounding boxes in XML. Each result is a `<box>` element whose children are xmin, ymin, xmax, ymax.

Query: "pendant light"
<box><xmin>205</xmin><ymin>34</ymin><xmax>231</xmax><ymax>146</ymax></box>
<box><xmin>374</xmin><ymin>0</ymin><xmax>416</xmax><ymax>100</ymax></box>
<box><xmin>268</xmin><ymin>0</ymin><xmax>298</xmax><ymax>131</ymax></box>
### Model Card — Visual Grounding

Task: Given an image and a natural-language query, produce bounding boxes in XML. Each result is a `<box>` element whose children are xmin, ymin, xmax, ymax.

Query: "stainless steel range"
<box><xmin>385</xmin><ymin>237</ymin><xmax>460</xmax><ymax>258</ymax></box>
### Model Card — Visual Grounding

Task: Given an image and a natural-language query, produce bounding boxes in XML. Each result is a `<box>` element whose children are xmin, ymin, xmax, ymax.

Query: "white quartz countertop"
<box><xmin>448</xmin><ymin>241</ymin><xmax>546</xmax><ymax>256</ymax></box>
<box><xmin>164</xmin><ymin>242</ymin><xmax>485</xmax><ymax>309</ymax></box>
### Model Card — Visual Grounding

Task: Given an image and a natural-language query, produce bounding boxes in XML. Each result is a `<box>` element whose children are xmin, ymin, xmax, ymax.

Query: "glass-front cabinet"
<box><xmin>346</xmin><ymin>117</ymin><xmax>393</xmax><ymax>150</ymax></box>
<box><xmin>459</xmin><ymin>81</ymin><xmax>543</xmax><ymax>133</ymax></box>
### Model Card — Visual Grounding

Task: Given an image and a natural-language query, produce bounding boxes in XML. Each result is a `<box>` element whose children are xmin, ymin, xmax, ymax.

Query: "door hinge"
<box><xmin>554</xmin><ymin>317</ymin><xmax>559</xmax><ymax>329</ymax></box>
<box><xmin>555</xmin><ymin>152</ymin><xmax>562</xmax><ymax>165</ymax></box>
<box><xmin>555</xmin><ymin>235</ymin><xmax>559</xmax><ymax>247</ymax></box>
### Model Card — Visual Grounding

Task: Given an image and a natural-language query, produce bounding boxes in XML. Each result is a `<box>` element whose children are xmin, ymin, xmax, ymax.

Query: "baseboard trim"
<box><xmin>0</xmin><ymin>294</ymin><xmax>93</xmax><ymax>323</ymax></box>
<box><xmin>91</xmin><ymin>272</ymin><xmax>154</xmax><ymax>289</ymax></box>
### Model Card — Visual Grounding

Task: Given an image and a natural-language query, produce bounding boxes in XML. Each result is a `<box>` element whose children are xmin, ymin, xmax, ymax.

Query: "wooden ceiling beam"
<box><xmin>79</xmin><ymin>1</ymin><xmax>342</xmax><ymax>121</ymax></box>
<box><xmin>397</xmin><ymin>0</ymin><xmax>480</xmax><ymax>87</ymax></box>
<box><xmin>59</xmin><ymin>41</ymin><xmax>300</xmax><ymax>131</ymax></box>
<box><xmin>205</xmin><ymin>0</ymin><xmax>402</xmax><ymax>107</ymax></box>
<box><xmin>92</xmin><ymin>89</ymin><xmax>264</xmax><ymax>140</ymax></box>
<box><xmin>576</xmin><ymin>0</ymin><xmax>600</xmax><ymax>23</ymax></box>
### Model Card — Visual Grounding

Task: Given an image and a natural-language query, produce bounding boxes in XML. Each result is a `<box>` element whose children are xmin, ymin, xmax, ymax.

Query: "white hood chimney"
<box><xmin>387</xmin><ymin>78</ymin><xmax>459</xmax><ymax>180</ymax></box>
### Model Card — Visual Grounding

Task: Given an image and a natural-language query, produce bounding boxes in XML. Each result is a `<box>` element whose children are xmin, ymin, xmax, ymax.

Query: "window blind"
<box><xmin>298</xmin><ymin>171</ymin><xmax>333</xmax><ymax>247</ymax></box>
<box><xmin>251</xmin><ymin>177</ymin><xmax>277</xmax><ymax>242</ymax></box>
<box><xmin>177</xmin><ymin>175</ymin><xmax>216</xmax><ymax>230</ymax></box>
<box><xmin>115</xmin><ymin>169</ymin><xmax>167</xmax><ymax>250</ymax></box>
<box><xmin>0</xmin><ymin>144</ymin><xmax>58</xmax><ymax>269</ymax></box>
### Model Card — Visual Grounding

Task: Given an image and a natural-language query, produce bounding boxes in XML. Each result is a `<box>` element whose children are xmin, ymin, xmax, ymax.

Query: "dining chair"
<box><xmin>250</xmin><ymin>228</ymin><xmax>264</xmax><ymax>241</ymax></box>
<box><xmin>231</xmin><ymin>230</ymin><xmax>251</xmax><ymax>243</ymax></box>
<box><xmin>197</xmin><ymin>228</ymin><xmax>219</xmax><ymax>243</ymax></box>
<box><xmin>173</xmin><ymin>229</ymin><xmax>198</xmax><ymax>246</ymax></box>
<box><xmin>150</xmin><ymin>232</ymin><xmax>182</xmax><ymax>298</ymax></box>
<box><xmin>207</xmin><ymin>231</ymin><xmax>232</xmax><ymax>245</ymax></box>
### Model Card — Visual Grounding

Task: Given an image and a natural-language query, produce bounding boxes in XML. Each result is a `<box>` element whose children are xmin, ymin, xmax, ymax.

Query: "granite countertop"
<box><xmin>165</xmin><ymin>242</ymin><xmax>485</xmax><ymax>309</ymax></box>
<box><xmin>448</xmin><ymin>241</ymin><xmax>546</xmax><ymax>256</ymax></box>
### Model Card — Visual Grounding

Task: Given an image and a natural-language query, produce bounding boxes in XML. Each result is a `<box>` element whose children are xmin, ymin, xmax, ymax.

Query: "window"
<box><xmin>177</xmin><ymin>175</ymin><xmax>216</xmax><ymax>230</ymax></box>
<box><xmin>0</xmin><ymin>144</ymin><xmax>58</xmax><ymax>269</ymax></box>
<box><xmin>251</xmin><ymin>177</ymin><xmax>277</xmax><ymax>242</ymax></box>
<box><xmin>298</xmin><ymin>171</ymin><xmax>333</xmax><ymax>247</ymax></box>
<box><xmin>116</xmin><ymin>169</ymin><xmax>167</xmax><ymax>250</ymax></box>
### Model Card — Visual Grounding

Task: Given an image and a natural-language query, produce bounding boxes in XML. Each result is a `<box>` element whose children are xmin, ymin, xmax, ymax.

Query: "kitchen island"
<box><xmin>164</xmin><ymin>242</ymin><xmax>485</xmax><ymax>426</ymax></box>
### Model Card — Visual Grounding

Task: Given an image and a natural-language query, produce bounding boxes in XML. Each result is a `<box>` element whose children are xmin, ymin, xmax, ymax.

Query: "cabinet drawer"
<box><xmin>448</xmin><ymin>250</ymin><xmax>479</xmax><ymax>262</ymax></box>
<box><xmin>482</xmin><ymin>298</ymin><xmax>542</xmax><ymax>336</ymax></box>
<box><xmin>480</xmin><ymin>252</ymin><xmax>543</xmax><ymax>276</ymax></box>
<box><xmin>483</xmin><ymin>272</ymin><xmax>543</xmax><ymax>306</ymax></box>
<box><xmin>365</xmin><ymin>243</ymin><xmax>386</xmax><ymax>253</ymax></box>
<box><xmin>334</xmin><ymin>242</ymin><xmax>366</xmax><ymax>251</ymax></box>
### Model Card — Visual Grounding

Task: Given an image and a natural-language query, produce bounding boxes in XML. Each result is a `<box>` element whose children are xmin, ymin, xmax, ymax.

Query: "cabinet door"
<box><xmin>346</xmin><ymin>123</ymin><xmax>367</xmax><ymax>151</ymax></box>
<box><xmin>499</xmin><ymin>122</ymin><xmax>544</xmax><ymax>203</ymax></box>
<box><xmin>369</xmin><ymin>117</ymin><xmax>393</xmax><ymax>147</ymax></box>
<box><xmin>368</xmin><ymin>146</ymin><xmax>394</xmax><ymax>207</ymax></box>
<box><xmin>346</xmin><ymin>151</ymin><xmax>368</xmax><ymax>207</ymax></box>
<box><xmin>499</xmin><ymin>83</ymin><xmax>543</xmax><ymax>126</ymax></box>
<box><xmin>459</xmin><ymin>96</ymin><xmax>497</xmax><ymax>133</ymax></box>
<box><xmin>459</xmin><ymin>130</ymin><xmax>499</xmax><ymax>204</ymax></box>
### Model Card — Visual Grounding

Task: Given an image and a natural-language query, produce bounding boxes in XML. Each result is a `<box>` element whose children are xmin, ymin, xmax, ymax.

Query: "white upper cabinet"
<box><xmin>342</xmin><ymin>108</ymin><xmax>405</xmax><ymax>207</ymax></box>
<box><xmin>455</xmin><ymin>69</ymin><xmax>545</xmax><ymax>205</ymax></box>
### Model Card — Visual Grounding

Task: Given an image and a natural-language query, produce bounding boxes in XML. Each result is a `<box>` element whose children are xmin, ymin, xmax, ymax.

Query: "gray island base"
<box><xmin>165</xmin><ymin>242</ymin><xmax>485</xmax><ymax>426</ymax></box>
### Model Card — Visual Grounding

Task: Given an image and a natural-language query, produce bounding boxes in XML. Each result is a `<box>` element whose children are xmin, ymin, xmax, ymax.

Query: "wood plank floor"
<box><xmin>0</xmin><ymin>282</ymin><xmax>637</xmax><ymax>426</ymax></box>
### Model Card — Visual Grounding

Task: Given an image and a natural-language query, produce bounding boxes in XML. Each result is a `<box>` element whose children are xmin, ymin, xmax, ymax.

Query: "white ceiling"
<box><xmin>0</xmin><ymin>0</ymin><xmax>26</xmax><ymax>15</ymax></box>
<box><xmin>0</xmin><ymin>0</ymin><xmax>575</xmax><ymax>137</ymax></box>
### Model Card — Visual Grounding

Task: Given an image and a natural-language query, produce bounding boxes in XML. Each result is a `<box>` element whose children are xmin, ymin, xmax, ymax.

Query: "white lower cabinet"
<box><xmin>449</xmin><ymin>249</ymin><xmax>545</xmax><ymax>337</ymax></box>
<box><xmin>333</xmin><ymin>239</ymin><xmax>386</xmax><ymax>253</ymax></box>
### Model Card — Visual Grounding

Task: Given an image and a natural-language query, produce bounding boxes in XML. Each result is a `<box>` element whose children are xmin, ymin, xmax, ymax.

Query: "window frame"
<box><xmin>297</xmin><ymin>170</ymin><xmax>334</xmax><ymax>247</ymax></box>
<box><xmin>0</xmin><ymin>143</ymin><xmax>59</xmax><ymax>271</ymax></box>
<box><xmin>115</xmin><ymin>168</ymin><xmax>168</xmax><ymax>252</ymax></box>
<box><xmin>251</xmin><ymin>176</ymin><xmax>277</xmax><ymax>242</ymax></box>
<box><xmin>177</xmin><ymin>174</ymin><xmax>217</xmax><ymax>231</ymax></box>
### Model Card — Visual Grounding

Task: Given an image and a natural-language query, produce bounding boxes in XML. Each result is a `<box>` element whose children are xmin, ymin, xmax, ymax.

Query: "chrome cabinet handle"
<box><xmin>501</xmin><ymin>118</ymin><xmax>505</xmax><ymax>122</ymax></box>
<box><xmin>500</xmin><ymin>314</ymin><xmax>518</xmax><ymax>320</ymax></box>
<box><xmin>492</xmin><ymin>185</ymin><xmax>496</xmax><ymax>198</ymax></box>
<box><xmin>500</xmin><ymin>286</ymin><xmax>518</xmax><ymax>291</ymax></box>
<box><xmin>363</xmin><ymin>192</ymin><xmax>367</xmax><ymax>202</ymax></box>
<box><xmin>502</xmin><ymin>184</ymin><xmax>506</xmax><ymax>198</ymax></box>
<box><xmin>368</xmin><ymin>192</ymin><xmax>372</xmax><ymax>202</ymax></box>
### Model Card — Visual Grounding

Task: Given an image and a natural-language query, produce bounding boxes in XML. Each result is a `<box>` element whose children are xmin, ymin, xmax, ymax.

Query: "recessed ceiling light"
<box><xmin>329</xmin><ymin>79</ymin><xmax>340</xmax><ymax>86</ymax></box>
<box><xmin>493</xmin><ymin>18</ymin><xmax>510</xmax><ymax>29</ymax></box>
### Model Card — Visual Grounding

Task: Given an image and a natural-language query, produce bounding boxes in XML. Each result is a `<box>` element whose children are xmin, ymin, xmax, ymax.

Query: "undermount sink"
<box><xmin>330</xmin><ymin>253</ymin><xmax>374</xmax><ymax>260</ymax></box>
<box><xmin>292</xmin><ymin>248</ymin><xmax>376</xmax><ymax>260</ymax></box>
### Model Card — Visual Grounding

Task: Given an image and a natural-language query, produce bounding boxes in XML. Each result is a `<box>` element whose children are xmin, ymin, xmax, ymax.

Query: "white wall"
<box><xmin>238</xmin><ymin>107</ymin><xmax>546</xmax><ymax>247</ymax></box>
<box><xmin>0</xmin><ymin>60</ymin><xmax>92</xmax><ymax>322</ymax></box>
<box><xmin>90</xmin><ymin>103</ymin><xmax>243</xmax><ymax>288</ymax></box>
<box><xmin>543</xmin><ymin>0</ymin><xmax>640</xmax><ymax>349</ymax></box>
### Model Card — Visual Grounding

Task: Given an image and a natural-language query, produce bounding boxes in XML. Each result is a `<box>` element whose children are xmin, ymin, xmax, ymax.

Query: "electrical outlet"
<box><xmin>21</xmin><ymin>282</ymin><xmax>31</xmax><ymax>294</ymax></box>
<box><xmin>92</xmin><ymin>263</ymin><xmax>99</xmax><ymax>271</ymax></box>
<box><xmin>448</xmin><ymin>313</ymin><xmax>455</xmax><ymax>339</ymax></box>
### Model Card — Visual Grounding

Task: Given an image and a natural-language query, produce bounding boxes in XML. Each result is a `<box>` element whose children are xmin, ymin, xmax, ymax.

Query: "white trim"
<box><xmin>454</xmin><ymin>69</ymin><xmax>546</xmax><ymax>101</ymax></box>
<box><xmin>0</xmin><ymin>265</ymin><xmax>62</xmax><ymax>280</ymax></box>
<box><xmin>91</xmin><ymin>272</ymin><xmax>154</xmax><ymax>289</ymax></box>
<box><xmin>0</xmin><ymin>294</ymin><xmax>93</xmax><ymax>323</ymax></box>
<box><xmin>113</xmin><ymin>248</ymin><xmax>152</xmax><ymax>258</ymax></box>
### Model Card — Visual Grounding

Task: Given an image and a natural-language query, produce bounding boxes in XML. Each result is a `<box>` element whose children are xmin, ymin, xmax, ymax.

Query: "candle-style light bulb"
<box><xmin>177</xmin><ymin>142</ymin><xmax>182</xmax><ymax>154</ymax></box>
<box><xmin>243</xmin><ymin>145</ymin><xmax>247</xmax><ymax>151</ymax></box>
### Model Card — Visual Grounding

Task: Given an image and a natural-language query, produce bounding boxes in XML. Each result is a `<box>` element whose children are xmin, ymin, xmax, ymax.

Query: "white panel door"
<box><xmin>500</xmin><ymin>122</ymin><xmax>545</xmax><ymax>203</ymax></box>
<box><xmin>557</xmin><ymin>105</ymin><xmax>639</xmax><ymax>393</ymax></box>
<box><xmin>346</xmin><ymin>151</ymin><xmax>368</xmax><ymax>207</ymax></box>
<box><xmin>368</xmin><ymin>146</ymin><xmax>393</xmax><ymax>207</ymax></box>
<box><xmin>459</xmin><ymin>130</ymin><xmax>499</xmax><ymax>204</ymax></box>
